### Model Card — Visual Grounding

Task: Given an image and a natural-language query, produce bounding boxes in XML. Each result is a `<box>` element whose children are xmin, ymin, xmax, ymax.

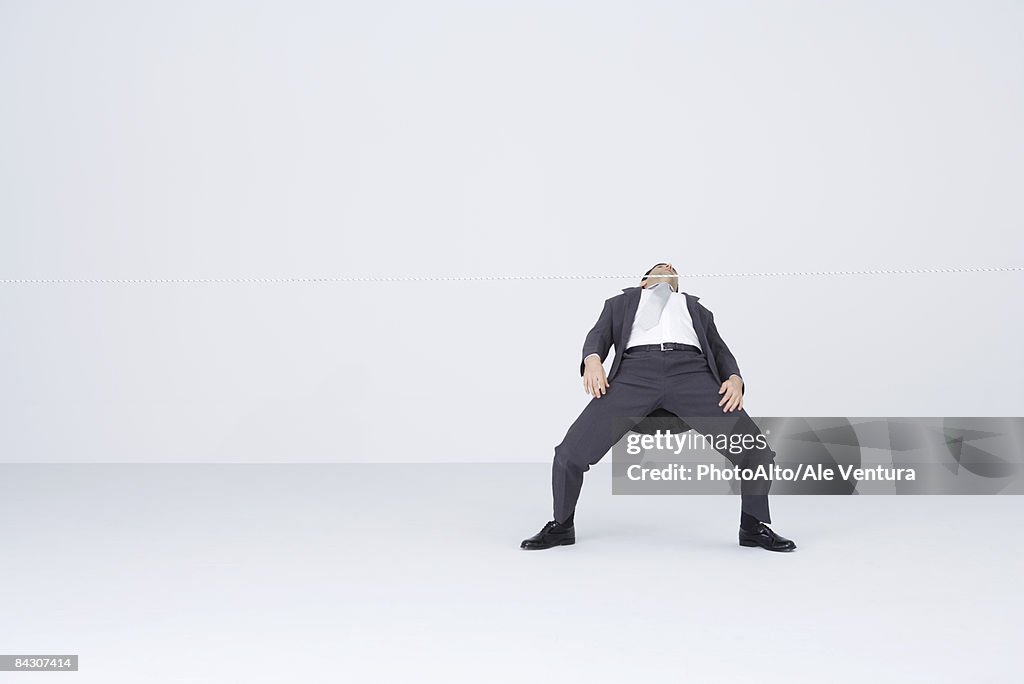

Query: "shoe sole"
<box><xmin>739</xmin><ymin>539</ymin><xmax>796</xmax><ymax>551</ymax></box>
<box><xmin>521</xmin><ymin>538</ymin><xmax>575</xmax><ymax>550</ymax></box>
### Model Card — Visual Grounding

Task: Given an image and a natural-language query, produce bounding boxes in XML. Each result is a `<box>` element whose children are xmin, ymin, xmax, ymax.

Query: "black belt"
<box><xmin>625</xmin><ymin>342</ymin><xmax>702</xmax><ymax>353</ymax></box>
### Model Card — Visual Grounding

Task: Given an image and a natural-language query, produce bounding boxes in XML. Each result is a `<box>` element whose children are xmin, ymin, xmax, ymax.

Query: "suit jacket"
<box><xmin>578</xmin><ymin>286</ymin><xmax>745</xmax><ymax>395</ymax></box>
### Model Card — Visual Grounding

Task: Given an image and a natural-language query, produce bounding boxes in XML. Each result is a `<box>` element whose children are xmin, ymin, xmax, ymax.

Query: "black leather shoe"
<box><xmin>520</xmin><ymin>521</ymin><xmax>575</xmax><ymax>550</ymax></box>
<box><xmin>739</xmin><ymin>522</ymin><xmax>796</xmax><ymax>552</ymax></box>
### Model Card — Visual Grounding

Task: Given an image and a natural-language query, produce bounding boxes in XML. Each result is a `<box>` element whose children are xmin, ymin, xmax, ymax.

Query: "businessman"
<box><xmin>521</xmin><ymin>262</ymin><xmax>796</xmax><ymax>552</ymax></box>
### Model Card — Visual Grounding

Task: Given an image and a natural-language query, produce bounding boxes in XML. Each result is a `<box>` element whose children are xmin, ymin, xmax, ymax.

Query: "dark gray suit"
<box><xmin>552</xmin><ymin>286</ymin><xmax>775</xmax><ymax>523</ymax></box>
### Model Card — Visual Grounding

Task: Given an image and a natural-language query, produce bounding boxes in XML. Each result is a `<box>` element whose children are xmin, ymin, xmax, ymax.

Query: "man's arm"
<box><xmin>702</xmin><ymin>305</ymin><xmax>745</xmax><ymax>396</ymax></box>
<box><xmin>579</xmin><ymin>298</ymin><xmax>614</xmax><ymax>377</ymax></box>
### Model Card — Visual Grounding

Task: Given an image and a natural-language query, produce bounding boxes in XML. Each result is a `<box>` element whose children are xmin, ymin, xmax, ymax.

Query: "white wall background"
<box><xmin>1</xmin><ymin>0</ymin><xmax>1022</xmax><ymax>462</ymax></box>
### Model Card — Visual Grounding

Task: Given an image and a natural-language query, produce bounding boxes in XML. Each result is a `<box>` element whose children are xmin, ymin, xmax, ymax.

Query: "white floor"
<box><xmin>1</xmin><ymin>463</ymin><xmax>1020</xmax><ymax>683</ymax></box>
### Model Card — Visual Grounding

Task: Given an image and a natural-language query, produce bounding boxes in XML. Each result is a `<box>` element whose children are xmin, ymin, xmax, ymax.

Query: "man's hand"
<box><xmin>583</xmin><ymin>356</ymin><xmax>610</xmax><ymax>398</ymax></box>
<box><xmin>718</xmin><ymin>375</ymin><xmax>743</xmax><ymax>412</ymax></box>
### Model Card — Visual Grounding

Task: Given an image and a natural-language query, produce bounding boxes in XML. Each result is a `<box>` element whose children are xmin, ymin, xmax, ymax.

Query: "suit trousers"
<box><xmin>552</xmin><ymin>347</ymin><xmax>774</xmax><ymax>523</ymax></box>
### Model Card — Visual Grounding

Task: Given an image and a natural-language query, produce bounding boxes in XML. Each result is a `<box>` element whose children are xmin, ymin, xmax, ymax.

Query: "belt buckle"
<box><xmin>660</xmin><ymin>342</ymin><xmax>672</xmax><ymax>351</ymax></box>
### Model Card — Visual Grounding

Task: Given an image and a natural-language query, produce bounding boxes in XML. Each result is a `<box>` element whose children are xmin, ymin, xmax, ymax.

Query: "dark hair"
<box><xmin>640</xmin><ymin>263</ymin><xmax>669</xmax><ymax>286</ymax></box>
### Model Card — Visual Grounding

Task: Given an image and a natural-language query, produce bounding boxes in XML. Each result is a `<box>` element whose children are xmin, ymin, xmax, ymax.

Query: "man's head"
<box><xmin>641</xmin><ymin>262</ymin><xmax>679</xmax><ymax>292</ymax></box>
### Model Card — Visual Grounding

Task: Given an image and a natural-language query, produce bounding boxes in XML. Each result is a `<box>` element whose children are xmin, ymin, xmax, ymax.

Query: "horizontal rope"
<box><xmin>0</xmin><ymin>265</ymin><xmax>1022</xmax><ymax>285</ymax></box>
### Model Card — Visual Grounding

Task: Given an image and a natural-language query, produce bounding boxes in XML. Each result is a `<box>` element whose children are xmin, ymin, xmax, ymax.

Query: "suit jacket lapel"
<box><xmin>683</xmin><ymin>292</ymin><xmax>702</xmax><ymax>332</ymax></box>
<box><xmin>620</xmin><ymin>287</ymin><xmax>642</xmax><ymax>347</ymax></box>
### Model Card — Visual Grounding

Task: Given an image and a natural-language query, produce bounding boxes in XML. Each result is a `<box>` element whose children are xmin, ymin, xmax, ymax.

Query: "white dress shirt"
<box><xmin>585</xmin><ymin>287</ymin><xmax>702</xmax><ymax>363</ymax></box>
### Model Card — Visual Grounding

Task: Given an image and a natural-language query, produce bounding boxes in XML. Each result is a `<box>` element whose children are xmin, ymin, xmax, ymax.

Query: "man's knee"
<box><xmin>738</xmin><ymin>440</ymin><xmax>776</xmax><ymax>471</ymax></box>
<box><xmin>553</xmin><ymin>441</ymin><xmax>592</xmax><ymax>474</ymax></box>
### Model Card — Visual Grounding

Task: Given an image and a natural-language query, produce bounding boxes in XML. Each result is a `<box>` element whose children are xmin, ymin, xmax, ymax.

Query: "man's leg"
<box><xmin>672</xmin><ymin>409</ymin><xmax>775</xmax><ymax>523</ymax></box>
<box><xmin>657</xmin><ymin>351</ymin><xmax>775</xmax><ymax>523</ymax></box>
<box><xmin>552</xmin><ymin>362</ymin><xmax>662</xmax><ymax>524</ymax></box>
